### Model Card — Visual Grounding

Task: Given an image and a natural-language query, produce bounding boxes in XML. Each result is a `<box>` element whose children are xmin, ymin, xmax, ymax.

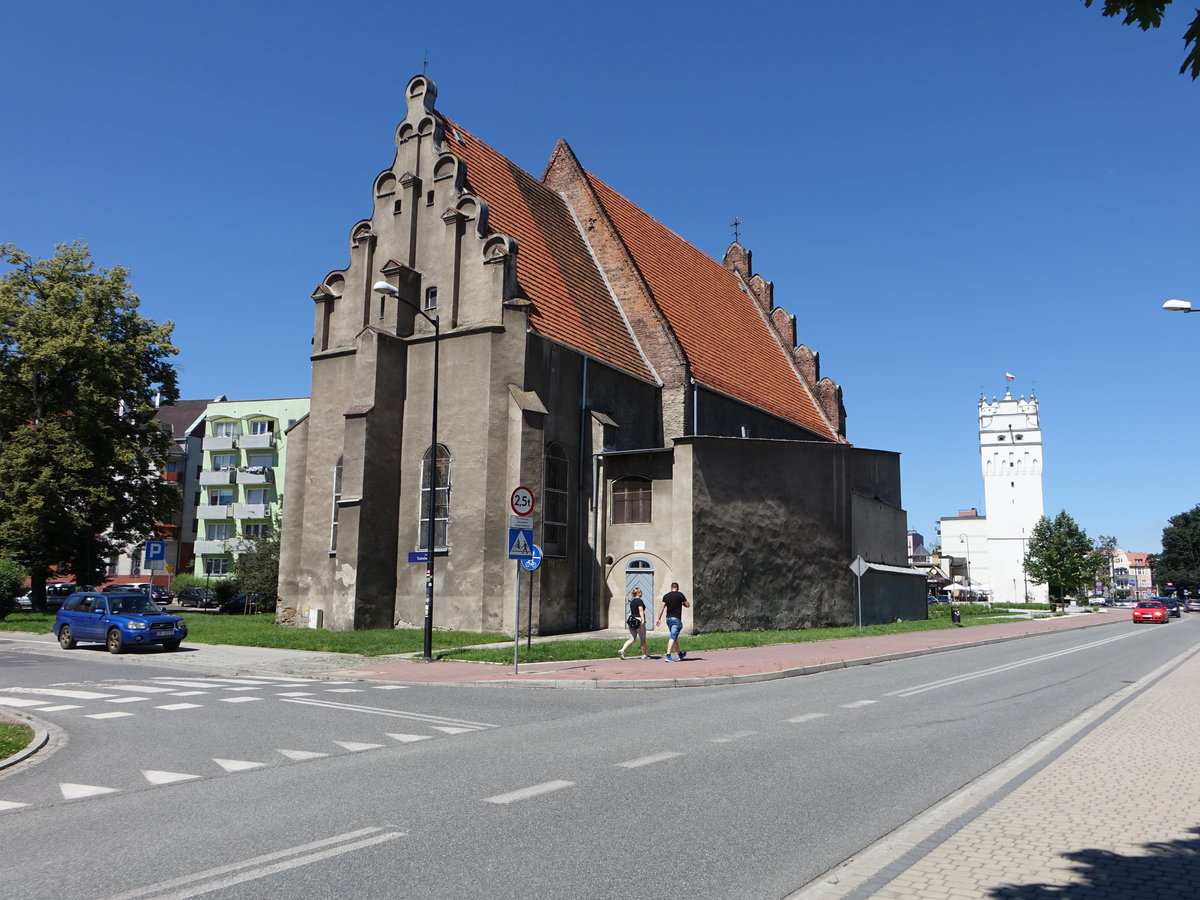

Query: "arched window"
<box><xmin>329</xmin><ymin>456</ymin><xmax>343</xmax><ymax>554</ymax></box>
<box><xmin>612</xmin><ymin>476</ymin><xmax>652</xmax><ymax>525</ymax></box>
<box><xmin>420</xmin><ymin>444</ymin><xmax>451</xmax><ymax>550</ymax></box>
<box><xmin>543</xmin><ymin>443</ymin><xmax>568</xmax><ymax>557</ymax></box>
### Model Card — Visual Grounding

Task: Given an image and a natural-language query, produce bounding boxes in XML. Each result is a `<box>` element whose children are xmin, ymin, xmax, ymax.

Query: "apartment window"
<box><xmin>204</xmin><ymin>557</ymin><xmax>230</xmax><ymax>576</ymax></box>
<box><xmin>250</xmin><ymin>419</ymin><xmax>274</xmax><ymax>435</ymax></box>
<box><xmin>424</xmin><ymin>286</ymin><xmax>438</xmax><ymax>311</ymax></box>
<box><xmin>212</xmin><ymin>453</ymin><xmax>237</xmax><ymax>470</ymax></box>
<box><xmin>244</xmin><ymin>522</ymin><xmax>271</xmax><ymax>540</ymax></box>
<box><xmin>612</xmin><ymin>477</ymin><xmax>652</xmax><ymax>525</ymax></box>
<box><xmin>207</xmin><ymin>522</ymin><xmax>232</xmax><ymax>540</ymax></box>
<box><xmin>209</xmin><ymin>489</ymin><xmax>233</xmax><ymax>506</ymax></box>
<box><xmin>419</xmin><ymin>444</ymin><xmax>451</xmax><ymax>551</ymax></box>
<box><xmin>212</xmin><ymin>420</ymin><xmax>237</xmax><ymax>437</ymax></box>
<box><xmin>543</xmin><ymin>443</ymin><xmax>568</xmax><ymax>557</ymax></box>
<box><xmin>246</xmin><ymin>453</ymin><xmax>273</xmax><ymax>468</ymax></box>
<box><xmin>330</xmin><ymin>456</ymin><xmax>342</xmax><ymax>554</ymax></box>
<box><xmin>246</xmin><ymin>488</ymin><xmax>269</xmax><ymax>505</ymax></box>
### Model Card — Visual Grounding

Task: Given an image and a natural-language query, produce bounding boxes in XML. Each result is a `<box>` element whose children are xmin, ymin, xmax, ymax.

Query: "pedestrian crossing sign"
<box><xmin>507</xmin><ymin>528</ymin><xmax>534</xmax><ymax>559</ymax></box>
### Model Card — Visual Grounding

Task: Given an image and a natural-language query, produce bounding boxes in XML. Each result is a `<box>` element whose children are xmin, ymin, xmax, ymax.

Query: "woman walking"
<box><xmin>619</xmin><ymin>588</ymin><xmax>649</xmax><ymax>660</ymax></box>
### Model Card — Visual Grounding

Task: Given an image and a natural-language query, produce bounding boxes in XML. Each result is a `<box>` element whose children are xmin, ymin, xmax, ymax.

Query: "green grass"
<box><xmin>0</xmin><ymin>720</ymin><xmax>34</xmax><ymax>760</ymax></box>
<box><xmin>0</xmin><ymin>610</ymin><xmax>506</xmax><ymax>657</ymax></box>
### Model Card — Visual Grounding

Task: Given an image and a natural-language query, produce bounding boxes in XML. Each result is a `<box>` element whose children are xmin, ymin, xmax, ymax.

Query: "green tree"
<box><xmin>1024</xmin><ymin>511</ymin><xmax>1105</xmax><ymax>605</ymax></box>
<box><xmin>1156</xmin><ymin>504</ymin><xmax>1200</xmax><ymax>595</ymax></box>
<box><xmin>231</xmin><ymin>508</ymin><xmax>281</xmax><ymax>612</ymax></box>
<box><xmin>1096</xmin><ymin>534</ymin><xmax>1119</xmax><ymax>595</ymax></box>
<box><xmin>1082</xmin><ymin>0</ymin><xmax>1200</xmax><ymax>78</ymax></box>
<box><xmin>0</xmin><ymin>243</ymin><xmax>179</xmax><ymax>609</ymax></box>
<box><xmin>0</xmin><ymin>557</ymin><xmax>27</xmax><ymax>620</ymax></box>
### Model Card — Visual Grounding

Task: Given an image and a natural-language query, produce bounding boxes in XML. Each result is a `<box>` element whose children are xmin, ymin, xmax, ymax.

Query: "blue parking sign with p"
<box><xmin>145</xmin><ymin>541</ymin><xmax>166</xmax><ymax>562</ymax></box>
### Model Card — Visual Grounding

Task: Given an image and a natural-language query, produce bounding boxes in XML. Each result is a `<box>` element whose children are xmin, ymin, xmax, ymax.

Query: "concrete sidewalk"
<box><xmin>792</xmin><ymin>641</ymin><xmax>1200</xmax><ymax>899</ymax></box>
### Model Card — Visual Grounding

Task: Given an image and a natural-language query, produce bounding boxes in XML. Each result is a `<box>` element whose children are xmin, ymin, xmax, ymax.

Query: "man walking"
<box><xmin>656</xmin><ymin>582</ymin><xmax>690</xmax><ymax>662</ymax></box>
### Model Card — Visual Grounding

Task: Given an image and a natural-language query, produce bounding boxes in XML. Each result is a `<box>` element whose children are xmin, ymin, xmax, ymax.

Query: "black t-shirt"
<box><xmin>628</xmin><ymin>597</ymin><xmax>646</xmax><ymax>620</ymax></box>
<box><xmin>661</xmin><ymin>590</ymin><xmax>687</xmax><ymax>618</ymax></box>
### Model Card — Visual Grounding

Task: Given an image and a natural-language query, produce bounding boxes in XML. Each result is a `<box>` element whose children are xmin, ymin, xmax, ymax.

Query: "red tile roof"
<box><xmin>582</xmin><ymin>173</ymin><xmax>837</xmax><ymax>440</ymax></box>
<box><xmin>442</xmin><ymin>119</ymin><xmax>654</xmax><ymax>383</ymax></box>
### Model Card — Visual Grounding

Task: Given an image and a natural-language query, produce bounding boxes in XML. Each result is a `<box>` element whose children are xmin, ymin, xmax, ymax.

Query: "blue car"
<box><xmin>55</xmin><ymin>592</ymin><xmax>187</xmax><ymax>654</ymax></box>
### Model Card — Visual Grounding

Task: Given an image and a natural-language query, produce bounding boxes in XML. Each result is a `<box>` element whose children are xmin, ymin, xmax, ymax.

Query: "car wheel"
<box><xmin>106</xmin><ymin>628</ymin><xmax>125</xmax><ymax>654</ymax></box>
<box><xmin>162</xmin><ymin>640</ymin><xmax>181</xmax><ymax>650</ymax></box>
<box><xmin>58</xmin><ymin>625</ymin><xmax>76</xmax><ymax>649</ymax></box>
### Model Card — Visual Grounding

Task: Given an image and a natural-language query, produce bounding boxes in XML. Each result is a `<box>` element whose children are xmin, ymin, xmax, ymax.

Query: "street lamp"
<box><xmin>960</xmin><ymin>532</ymin><xmax>972</xmax><ymax>601</ymax></box>
<box><xmin>1162</xmin><ymin>299</ymin><xmax>1197</xmax><ymax>313</ymax></box>
<box><xmin>373</xmin><ymin>280</ymin><xmax>441</xmax><ymax>662</ymax></box>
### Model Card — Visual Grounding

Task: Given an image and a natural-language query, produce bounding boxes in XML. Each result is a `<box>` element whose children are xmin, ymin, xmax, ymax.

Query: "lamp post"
<box><xmin>1162</xmin><ymin>298</ymin><xmax>1197</xmax><ymax>313</ymax></box>
<box><xmin>960</xmin><ymin>532</ymin><xmax>972</xmax><ymax>601</ymax></box>
<box><xmin>373</xmin><ymin>280</ymin><xmax>440</xmax><ymax>662</ymax></box>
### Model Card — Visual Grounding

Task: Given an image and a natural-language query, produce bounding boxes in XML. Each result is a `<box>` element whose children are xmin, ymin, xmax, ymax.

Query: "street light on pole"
<box><xmin>1162</xmin><ymin>298</ymin><xmax>1197</xmax><ymax>313</ymax></box>
<box><xmin>960</xmin><ymin>532</ymin><xmax>972</xmax><ymax>601</ymax></box>
<box><xmin>373</xmin><ymin>280</ymin><xmax>441</xmax><ymax>662</ymax></box>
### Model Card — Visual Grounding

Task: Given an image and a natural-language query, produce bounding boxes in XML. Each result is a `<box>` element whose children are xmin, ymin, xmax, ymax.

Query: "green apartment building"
<box><xmin>193</xmin><ymin>397</ymin><xmax>309</xmax><ymax>579</ymax></box>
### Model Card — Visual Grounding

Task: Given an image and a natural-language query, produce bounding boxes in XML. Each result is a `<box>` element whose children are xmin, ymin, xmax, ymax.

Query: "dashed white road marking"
<box><xmin>104</xmin><ymin>684</ymin><xmax>176</xmax><ymax>694</ymax></box>
<box><xmin>224</xmin><ymin>687</ymin><xmax>262</xmax><ymax>692</ymax></box>
<box><xmin>484</xmin><ymin>780</ymin><xmax>574</xmax><ymax>804</ymax></box>
<box><xmin>156</xmin><ymin>703</ymin><xmax>202</xmax><ymax>711</ymax></box>
<box><xmin>213</xmin><ymin>758</ymin><xmax>266</xmax><ymax>773</ymax></box>
<box><xmin>61</xmin><ymin>782</ymin><xmax>118</xmax><ymax>799</ymax></box>
<box><xmin>106</xmin><ymin>696</ymin><xmax>148</xmax><ymax>704</ymax></box>
<box><xmin>143</xmin><ymin>770</ymin><xmax>202</xmax><ymax>785</ymax></box>
<box><xmin>712</xmin><ymin>730</ymin><xmax>759</xmax><ymax>743</ymax></box>
<box><xmin>0</xmin><ymin>697</ymin><xmax>49</xmax><ymax>708</ymax></box>
<box><xmin>787</xmin><ymin>712</ymin><xmax>829</xmax><ymax>723</ymax></box>
<box><xmin>38</xmin><ymin>704</ymin><xmax>81</xmax><ymax>711</ymax></box>
<box><xmin>0</xmin><ymin>800</ymin><xmax>30</xmax><ymax>811</ymax></box>
<box><xmin>841</xmin><ymin>700</ymin><xmax>877</xmax><ymax>709</ymax></box>
<box><xmin>280</xmin><ymin>696</ymin><xmax>497</xmax><ymax>731</ymax></box>
<box><xmin>431</xmin><ymin>725</ymin><xmax>475</xmax><ymax>735</ymax></box>
<box><xmin>335</xmin><ymin>741</ymin><xmax>384</xmax><ymax>752</ymax></box>
<box><xmin>617</xmin><ymin>751</ymin><xmax>682</xmax><ymax>768</ymax></box>
<box><xmin>85</xmin><ymin>711</ymin><xmax>134</xmax><ymax>719</ymax></box>
<box><xmin>218</xmin><ymin>696</ymin><xmax>261</xmax><ymax>704</ymax></box>
<box><xmin>4</xmin><ymin>687</ymin><xmax>114</xmax><ymax>700</ymax></box>
<box><xmin>325</xmin><ymin>689</ymin><xmax>364</xmax><ymax>693</ymax></box>
<box><xmin>276</xmin><ymin>692</ymin><xmax>315</xmax><ymax>697</ymax></box>
<box><xmin>278</xmin><ymin>749</ymin><xmax>329</xmax><ymax>761</ymax></box>
<box><xmin>371</xmin><ymin>685</ymin><xmax>408</xmax><ymax>690</ymax></box>
<box><xmin>385</xmin><ymin>733</ymin><xmax>432</xmax><ymax>743</ymax></box>
<box><xmin>170</xmin><ymin>691</ymin><xmax>208</xmax><ymax>697</ymax></box>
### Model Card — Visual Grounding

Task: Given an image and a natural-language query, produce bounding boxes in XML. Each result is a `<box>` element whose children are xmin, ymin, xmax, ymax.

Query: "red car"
<box><xmin>1132</xmin><ymin>600</ymin><xmax>1169</xmax><ymax>624</ymax></box>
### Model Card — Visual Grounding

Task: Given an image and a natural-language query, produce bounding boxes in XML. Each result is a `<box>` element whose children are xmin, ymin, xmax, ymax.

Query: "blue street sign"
<box><xmin>145</xmin><ymin>541</ymin><xmax>166</xmax><ymax>562</ymax></box>
<box><xmin>522</xmin><ymin>544</ymin><xmax>543</xmax><ymax>571</ymax></box>
<box><xmin>507</xmin><ymin>528</ymin><xmax>534</xmax><ymax>559</ymax></box>
<box><xmin>408</xmin><ymin>551</ymin><xmax>429</xmax><ymax>563</ymax></box>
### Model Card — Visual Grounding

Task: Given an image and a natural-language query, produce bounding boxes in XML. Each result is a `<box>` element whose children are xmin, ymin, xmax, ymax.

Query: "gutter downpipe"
<box><xmin>577</xmin><ymin>356</ymin><xmax>590</xmax><ymax>629</ymax></box>
<box><xmin>691</xmin><ymin>378</ymin><xmax>698</xmax><ymax>436</ymax></box>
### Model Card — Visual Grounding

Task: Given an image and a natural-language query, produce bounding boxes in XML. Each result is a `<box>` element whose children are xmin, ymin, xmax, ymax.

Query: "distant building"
<box><xmin>939</xmin><ymin>390</ymin><xmax>1049</xmax><ymax>604</ymax></box>
<box><xmin>192</xmin><ymin>397</ymin><xmax>309</xmax><ymax>581</ymax></box>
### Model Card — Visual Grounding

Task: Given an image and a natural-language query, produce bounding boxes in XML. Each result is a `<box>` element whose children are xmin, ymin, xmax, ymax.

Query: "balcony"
<box><xmin>202</xmin><ymin>435</ymin><xmax>236</xmax><ymax>451</ymax></box>
<box><xmin>236</xmin><ymin>466</ymin><xmax>274</xmax><ymax>485</ymax></box>
<box><xmin>161</xmin><ymin>471</ymin><xmax>183</xmax><ymax>483</ymax></box>
<box><xmin>199</xmin><ymin>469</ymin><xmax>235</xmax><ymax>485</ymax></box>
<box><xmin>194</xmin><ymin>540</ymin><xmax>228</xmax><ymax>554</ymax></box>
<box><xmin>197</xmin><ymin>505</ymin><xmax>232</xmax><ymax>519</ymax></box>
<box><xmin>238</xmin><ymin>432</ymin><xmax>276</xmax><ymax>450</ymax></box>
<box><xmin>233</xmin><ymin>503</ymin><xmax>269</xmax><ymax>519</ymax></box>
<box><xmin>155</xmin><ymin>523</ymin><xmax>181</xmax><ymax>540</ymax></box>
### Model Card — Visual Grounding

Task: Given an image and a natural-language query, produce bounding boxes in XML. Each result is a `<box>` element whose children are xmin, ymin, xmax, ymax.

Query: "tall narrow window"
<box><xmin>424</xmin><ymin>286</ymin><xmax>438</xmax><ymax>311</ymax></box>
<box><xmin>419</xmin><ymin>444</ymin><xmax>451</xmax><ymax>550</ymax></box>
<box><xmin>330</xmin><ymin>456</ymin><xmax>342</xmax><ymax>554</ymax></box>
<box><xmin>612</xmin><ymin>477</ymin><xmax>652</xmax><ymax>525</ymax></box>
<box><xmin>543</xmin><ymin>443</ymin><xmax>568</xmax><ymax>557</ymax></box>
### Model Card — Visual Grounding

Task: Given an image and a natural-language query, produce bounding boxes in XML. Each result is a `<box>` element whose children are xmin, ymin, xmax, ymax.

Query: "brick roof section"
<box><xmin>441</xmin><ymin>119</ymin><xmax>654</xmax><ymax>384</ymax></box>
<box><xmin>582</xmin><ymin>173</ymin><xmax>837</xmax><ymax>440</ymax></box>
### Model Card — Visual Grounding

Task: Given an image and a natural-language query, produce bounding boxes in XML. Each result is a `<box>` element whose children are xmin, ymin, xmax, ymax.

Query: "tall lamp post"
<box><xmin>960</xmin><ymin>532</ymin><xmax>972</xmax><ymax>601</ymax></box>
<box><xmin>373</xmin><ymin>281</ymin><xmax>441</xmax><ymax>662</ymax></box>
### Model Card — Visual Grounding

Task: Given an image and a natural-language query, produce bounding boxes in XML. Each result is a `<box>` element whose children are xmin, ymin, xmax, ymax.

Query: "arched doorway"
<box><xmin>624</xmin><ymin>558</ymin><xmax>655</xmax><ymax>626</ymax></box>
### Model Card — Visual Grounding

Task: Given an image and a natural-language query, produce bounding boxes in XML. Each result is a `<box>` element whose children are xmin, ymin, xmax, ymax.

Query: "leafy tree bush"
<box><xmin>1083</xmin><ymin>0</ymin><xmax>1200</xmax><ymax>78</ymax></box>
<box><xmin>1156</xmin><ymin>504</ymin><xmax>1200</xmax><ymax>594</ymax></box>
<box><xmin>0</xmin><ymin>557</ymin><xmax>27</xmax><ymax>620</ymax></box>
<box><xmin>1024</xmin><ymin>511</ymin><xmax>1104</xmax><ymax>606</ymax></box>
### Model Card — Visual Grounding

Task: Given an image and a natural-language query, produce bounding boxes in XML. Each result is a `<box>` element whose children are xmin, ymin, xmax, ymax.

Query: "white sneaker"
<box><xmin>640</xmin><ymin>655</ymin><xmax>649</xmax><ymax>660</ymax></box>
<box><xmin>618</xmin><ymin>650</ymin><xmax>625</xmax><ymax>660</ymax></box>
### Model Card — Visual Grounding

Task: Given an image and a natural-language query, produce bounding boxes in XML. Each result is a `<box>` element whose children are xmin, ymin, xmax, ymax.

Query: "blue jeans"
<box><xmin>666</xmin><ymin>617</ymin><xmax>683</xmax><ymax>640</ymax></box>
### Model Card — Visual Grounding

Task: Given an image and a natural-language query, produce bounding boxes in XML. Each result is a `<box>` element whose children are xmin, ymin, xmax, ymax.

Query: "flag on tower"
<box><xmin>1005</xmin><ymin>372</ymin><xmax>1015</xmax><ymax>380</ymax></box>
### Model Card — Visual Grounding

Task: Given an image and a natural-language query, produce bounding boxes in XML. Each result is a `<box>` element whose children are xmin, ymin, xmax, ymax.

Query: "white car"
<box><xmin>15</xmin><ymin>593</ymin><xmax>32</xmax><ymax>610</ymax></box>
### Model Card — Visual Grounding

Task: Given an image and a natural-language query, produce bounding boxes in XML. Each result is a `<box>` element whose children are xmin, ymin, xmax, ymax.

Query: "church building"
<box><xmin>277</xmin><ymin>75</ymin><xmax>923</xmax><ymax>634</ymax></box>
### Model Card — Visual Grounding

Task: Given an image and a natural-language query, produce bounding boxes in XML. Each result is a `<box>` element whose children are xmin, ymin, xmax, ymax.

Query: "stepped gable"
<box><xmin>438</xmin><ymin>117</ymin><xmax>653</xmax><ymax>384</ymax></box>
<box><xmin>581</xmin><ymin>172</ymin><xmax>838</xmax><ymax>440</ymax></box>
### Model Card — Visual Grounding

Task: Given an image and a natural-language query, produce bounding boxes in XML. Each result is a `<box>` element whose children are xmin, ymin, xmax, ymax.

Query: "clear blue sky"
<box><xmin>3</xmin><ymin>1</ymin><xmax>1197</xmax><ymax>553</ymax></box>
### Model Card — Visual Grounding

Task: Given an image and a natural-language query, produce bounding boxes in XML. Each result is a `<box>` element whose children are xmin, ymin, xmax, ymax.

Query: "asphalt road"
<box><xmin>1</xmin><ymin>615</ymin><xmax>1195</xmax><ymax>899</ymax></box>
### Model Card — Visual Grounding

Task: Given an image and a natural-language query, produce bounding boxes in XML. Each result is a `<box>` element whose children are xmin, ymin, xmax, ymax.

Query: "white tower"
<box><xmin>979</xmin><ymin>389</ymin><xmax>1048</xmax><ymax>604</ymax></box>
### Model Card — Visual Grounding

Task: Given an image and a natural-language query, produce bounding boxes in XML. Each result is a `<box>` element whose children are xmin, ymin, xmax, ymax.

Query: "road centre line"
<box><xmin>280</xmin><ymin>696</ymin><xmax>497</xmax><ymax>730</ymax></box>
<box><xmin>484</xmin><ymin>780</ymin><xmax>574</xmax><ymax>804</ymax></box>
<box><xmin>886</xmin><ymin>630</ymin><xmax>1143</xmax><ymax>698</ymax></box>
<box><xmin>102</xmin><ymin>827</ymin><xmax>404</xmax><ymax>900</ymax></box>
<box><xmin>787</xmin><ymin>713</ymin><xmax>829</xmax><ymax>723</ymax></box>
<box><xmin>617</xmin><ymin>751</ymin><xmax>682</xmax><ymax>768</ymax></box>
<box><xmin>711</xmin><ymin>730</ymin><xmax>759</xmax><ymax>743</ymax></box>
<box><xmin>840</xmin><ymin>700</ymin><xmax>877</xmax><ymax>708</ymax></box>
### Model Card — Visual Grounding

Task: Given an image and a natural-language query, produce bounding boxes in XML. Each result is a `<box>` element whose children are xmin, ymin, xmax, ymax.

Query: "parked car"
<box><xmin>1131</xmin><ymin>600</ymin><xmax>1168</xmax><ymax>624</ymax></box>
<box><xmin>101</xmin><ymin>583</ymin><xmax>137</xmax><ymax>593</ymax></box>
<box><xmin>15</xmin><ymin>592</ymin><xmax>32</xmax><ymax>610</ymax></box>
<box><xmin>41</xmin><ymin>584</ymin><xmax>94</xmax><ymax>609</ymax></box>
<box><xmin>218</xmin><ymin>593</ymin><xmax>267</xmax><ymax>615</ymax></box>
<box><xmin>177</xmin><ymin>587</ymin><xmax>218</xmax><ymax>608</ymax></box>
<box><xmin>145</xmin><ymin>585</ymin><xmax>174</xmax><ymax>605</ymax></box>
<box><xmin>1186</xmin><ymin>599</ymin><xmax>1200</xmax><ymax>613</ymax></box>
<box><xmin>55</xmin><ymin>592</ymin><xmax>187</xmax><ymax>653</ymax></box>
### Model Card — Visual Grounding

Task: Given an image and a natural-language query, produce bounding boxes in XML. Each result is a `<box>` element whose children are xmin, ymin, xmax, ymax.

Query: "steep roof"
<box><xmin>581</xmin><ymin>172</ymin><xmax>837</xmax><ymax>440</ymax></box>
<box><xmin>154</xmin><ymin>398</ymin><xmax>212</xmax><ymax>439</ymax></box>
<box><xmin>440</xmin><ymin>118</ymin><xmax>654</xmax><ymax>384</ymax></box>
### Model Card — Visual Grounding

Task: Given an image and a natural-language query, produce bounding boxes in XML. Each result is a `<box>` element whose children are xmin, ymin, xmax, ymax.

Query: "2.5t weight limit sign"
<box><xmin>510</xmin><ymin>486</ymin><xmax>535</xmax><ymax>516</ymax></box>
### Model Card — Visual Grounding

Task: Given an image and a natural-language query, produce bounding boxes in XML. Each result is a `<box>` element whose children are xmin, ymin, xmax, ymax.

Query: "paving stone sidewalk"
<box><xmin>793</xmin><ymin>644</ymin><xmax>1200</xmax><ymax>899</ymax></box>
